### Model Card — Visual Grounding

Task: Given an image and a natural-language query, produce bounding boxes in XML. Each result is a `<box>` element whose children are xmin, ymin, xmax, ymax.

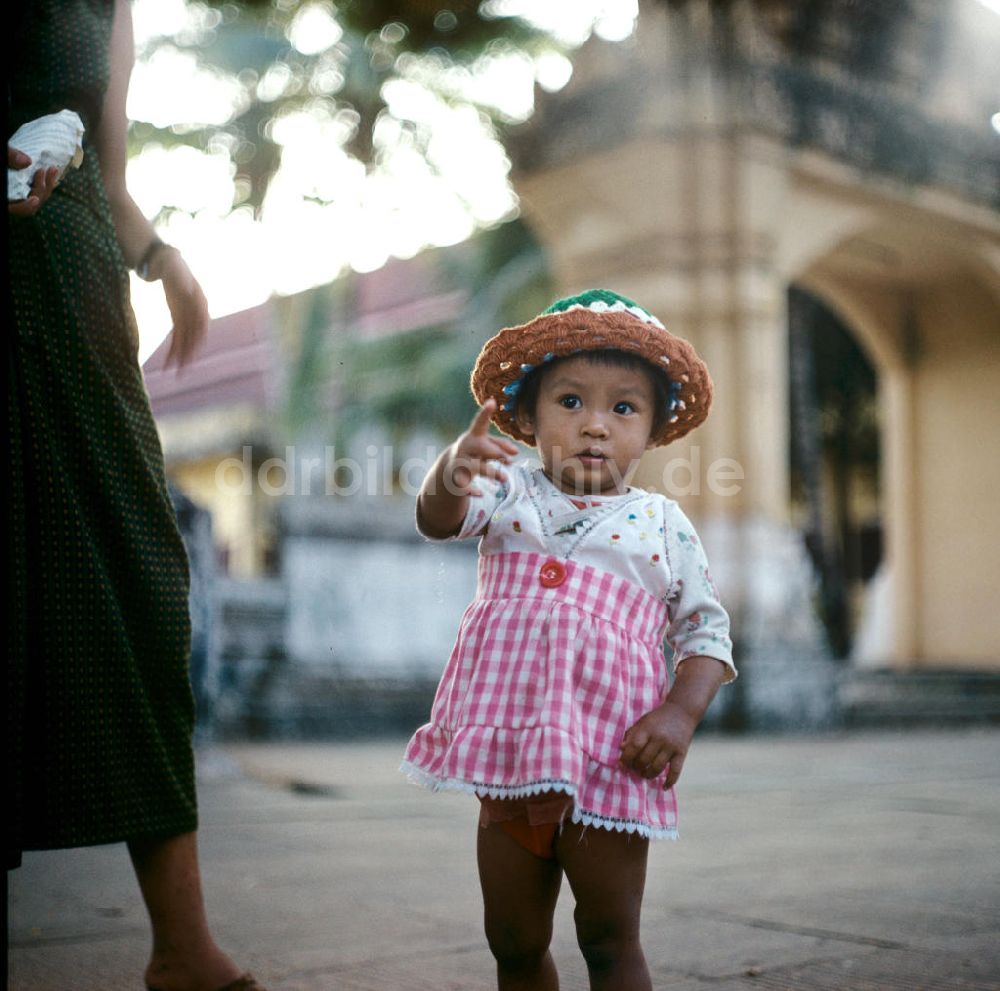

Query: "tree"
<box><xmin>280</xmin><ymin>217</ymin><xmax>551</xmax><ymax>447</ymax></box>
<box><xmin>132</xmin><ymin>1</ymin><xmax>564</xmax><ymax>218</ymax></box>
<box><xmin>130</xmin><ymin>3</ymin><xmax>631</xmax><ymax>448</ymax></box>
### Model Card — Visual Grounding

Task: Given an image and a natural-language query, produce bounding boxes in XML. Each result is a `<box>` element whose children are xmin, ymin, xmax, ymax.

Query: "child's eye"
<box><xmin>613</xmin><ymin>401</ymin><xmax>636</xmax><ymax>415</ymax></box>
<box><xmin>558</xmin><ymin>395</ymin><xmax>582</xmax><ymax>410</ymax></box>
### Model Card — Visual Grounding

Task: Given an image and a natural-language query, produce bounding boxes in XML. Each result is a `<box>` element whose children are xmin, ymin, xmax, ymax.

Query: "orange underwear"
<box><xmin>478</xmin><ymin>793</ymin><xmax>573</xmax><ymax>860</ymax></box>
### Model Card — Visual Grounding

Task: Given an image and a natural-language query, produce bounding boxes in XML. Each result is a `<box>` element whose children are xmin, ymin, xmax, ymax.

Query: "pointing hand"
<box><xmin>446</xmin><ymin>400</ymin><xmax>521</xmax><ymax>497</ymax></box>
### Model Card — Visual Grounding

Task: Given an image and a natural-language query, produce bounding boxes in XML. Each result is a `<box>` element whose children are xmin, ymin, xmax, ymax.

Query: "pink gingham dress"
<box><xmin>402</xmin><ymin>465</ymin><xmax>735</xmax><ymax>839</ymax></box>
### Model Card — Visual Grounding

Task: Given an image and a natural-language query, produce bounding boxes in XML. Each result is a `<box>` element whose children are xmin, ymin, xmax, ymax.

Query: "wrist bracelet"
<box><xmin>136</xmin><ymin>236</ymin><xmax>171</xmax><ymax>281</ymax></box>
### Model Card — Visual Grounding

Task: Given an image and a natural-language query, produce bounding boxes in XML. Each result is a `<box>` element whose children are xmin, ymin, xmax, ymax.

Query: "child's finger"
<box><xmin>469</xmin><ymin>443</ymin><xmax>509</xmax><ymax>468</ymax></box>
<box><xmin>468</xmin><ymin>400</ymin><xmax>497</xmax><ymax>436</ymax></box>
<box><xmin>483</xmin><ymin>436</ymin><xmax>515</xmax><ymax>458</ymax></box>
<box><xmin>619</xmin><ymin>727</ymin><xmax>645</xmax><ymax>768</ymax></box>
<box><xmin>664</xmin><ymin>752</ymin><xmax>685</xmax><ymax>789</ymax></box>
<box><xmin>633</xmin><ymin>739</ymin><xmax>667</xmax><ymax>778</ymax></box>
<box><xmin>477</xmin><ymin>462</ymin><xmax>509</xmax><ymax>485</ymax></box>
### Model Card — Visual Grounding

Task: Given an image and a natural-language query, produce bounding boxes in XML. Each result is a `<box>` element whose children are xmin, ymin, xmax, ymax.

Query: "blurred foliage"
<box><xmin>281</xmin><ymin>218</ymin><xmax>550</xmax><ymax>448</ymax></box>
<box><xmin>131</xmin><ymin>1</ymin><xmax>561</xmax><ymax>216</ymax></box>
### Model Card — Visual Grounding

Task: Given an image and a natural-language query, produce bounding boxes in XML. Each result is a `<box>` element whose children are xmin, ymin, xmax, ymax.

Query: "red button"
<box><xmin>539</xmin><ymin>558</ymin><xmax>566</xmax><ymax>588</ymax></box>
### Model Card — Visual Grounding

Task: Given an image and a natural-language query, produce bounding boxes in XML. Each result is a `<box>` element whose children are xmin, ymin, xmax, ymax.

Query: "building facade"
<box><xmin>147</xmin><ymin>0</ymin><xmax>1000</xmax><ymax>734</ymax></box>
<box><xmin>503</xmin><ymin>0</ymin><xmax>1000</xmax><ymax>724</ymax></box>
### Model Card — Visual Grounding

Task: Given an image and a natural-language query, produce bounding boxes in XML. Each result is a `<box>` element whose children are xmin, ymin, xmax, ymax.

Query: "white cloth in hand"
<box><xmin>8</xmin><ymin>110</ymin><xmax>85</xmax><ymax>201</ymax></box>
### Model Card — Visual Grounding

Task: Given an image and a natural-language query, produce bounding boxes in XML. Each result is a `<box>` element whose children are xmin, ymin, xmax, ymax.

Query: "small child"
<box><xmin>401</xmin><ymin>289</ymin><xmax>736</xmax><ymax>991</ymax></box>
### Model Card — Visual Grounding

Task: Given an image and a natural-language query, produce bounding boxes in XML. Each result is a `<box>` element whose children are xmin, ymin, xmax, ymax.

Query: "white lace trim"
<box><xmin>399</xmin><ymin>761</ymin><xmax>678</xmax><ymax>841</ymax></box>
<box><xmin>570</xmin><ymin>807</ymin><xmax>678</xmax><ymax>841</ymax></box>
<box><xmin>400</xmin><ymin>761</ymin><xmax>575</xmax><ymax>800</ymax></box>
<box><xmin>556</xmin><ymin>299</ymin><xmax>666</xmax><ymax>330</ymax></box>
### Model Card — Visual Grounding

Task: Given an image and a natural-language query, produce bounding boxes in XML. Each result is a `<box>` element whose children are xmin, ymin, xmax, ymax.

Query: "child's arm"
<box><xmin>416</xmin><ymin>400</ymin><xmax>520</xmax><ymax>539</ymax></box>
<box><xmin>619</xmin><ymin>655</ymin><xmax>728</xmax><ymax>788</ymax></box>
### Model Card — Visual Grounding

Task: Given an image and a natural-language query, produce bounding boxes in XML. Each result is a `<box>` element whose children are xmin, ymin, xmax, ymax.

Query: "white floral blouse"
<box><xmin>452</xmin><ymin>463</ymin><xmax>736</xmax><ymax>681</ymax></box>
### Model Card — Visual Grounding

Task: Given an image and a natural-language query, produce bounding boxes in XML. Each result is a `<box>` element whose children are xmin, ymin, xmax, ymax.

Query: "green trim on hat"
<box><xmin>542</xmin><ymin>288</ymin><xmax>641</xmax><ymax>314</ymax></box>
<box><xmin>541</xmin><ymin>288</ymin><xmax>664</xmax><ymax>329</ymax></box>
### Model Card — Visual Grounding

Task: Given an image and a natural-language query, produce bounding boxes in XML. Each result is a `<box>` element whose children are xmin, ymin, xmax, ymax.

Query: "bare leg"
<box><xmin>557</xmin><ymin>824</ymin><xmax>651</xmax><ymax>991</ymax></box>
<box><xmin>478</xmin><ymin>820</ymin><xmax>564</xmax><ymax>990</ymax></box>
<box><xmin>128</xmin><ymin>831</ymin><xmax>245</xmax><ymax>991</ymax></box>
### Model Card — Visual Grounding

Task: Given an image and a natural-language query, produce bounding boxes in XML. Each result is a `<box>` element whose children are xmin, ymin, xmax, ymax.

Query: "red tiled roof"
<box><xmin>143</xmin><ymin>302</ymin><xmax>278</xmax><ymax>416</ymax></box>
<box><xmin>355</xmin><ymin>254</ymin><xmax>438</xmax><ymax>309</ymax></box>
<box><xmin>141</xmin><ymin>239</ymin><xmax>477</xmax><ymax>418</ymax></box>
<box><xmin>347</xmin><ymin>256</ymin><xmax>465</xmax><ymax>338</ymax></box>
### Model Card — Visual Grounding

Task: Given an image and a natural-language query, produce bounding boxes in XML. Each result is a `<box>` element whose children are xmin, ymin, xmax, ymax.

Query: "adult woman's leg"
<box><xmin>478</xmin><ymin>820</ymin><xmax>564</xmax><ymax>991</ymax></box>
<box><xmin>557</xmin><ymin>825</ymin><xmax>651</xmax><ymax>991</ymax></box>
<box><xmin>129</xmin><ymin>831</ymin><xmax>246</xmax><ymax>991</ymax></box>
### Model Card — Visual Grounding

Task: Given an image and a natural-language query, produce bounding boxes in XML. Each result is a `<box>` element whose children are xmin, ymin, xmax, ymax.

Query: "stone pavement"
<box><xmin>8</xmin><ymin>728</ymin><xmax>1000</xmax><ymax>990</ymax></box>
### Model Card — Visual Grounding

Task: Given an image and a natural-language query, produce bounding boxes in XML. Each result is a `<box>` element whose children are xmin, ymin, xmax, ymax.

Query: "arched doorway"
<box><xmin>788</xmin><ymin>286</ymin><xmax>882</xmax><ymax>659</ymax></box>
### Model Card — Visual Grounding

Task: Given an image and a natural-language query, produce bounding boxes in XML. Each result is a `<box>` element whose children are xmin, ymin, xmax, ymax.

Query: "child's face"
<box><xmin>515</xmin><ymin>354</ymin><xmax>657</xmax><ymax>496</ymax></box>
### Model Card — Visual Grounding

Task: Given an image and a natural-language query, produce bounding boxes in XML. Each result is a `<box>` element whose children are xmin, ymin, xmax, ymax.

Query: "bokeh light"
<box><xmin>127</xmin><ymin>0</ymin><xmax>637</xmax><ymax>360</ymax></box>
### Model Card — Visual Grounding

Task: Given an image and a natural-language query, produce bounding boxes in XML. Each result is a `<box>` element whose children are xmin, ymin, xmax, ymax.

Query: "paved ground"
<box><xmin>8</xmin><ymin>728</ymin><xmax>1000</xmax><ymax>990</ymax></box>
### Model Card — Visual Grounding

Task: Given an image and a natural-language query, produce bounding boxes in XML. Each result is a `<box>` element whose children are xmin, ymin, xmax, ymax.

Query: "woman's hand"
<box><xmin>8</xmin><ymin>146</ymin><xmax>60</xmax><ymax>217</ymax></box>
<box><xmin>155</xmin><ymin>247</ymin><xmax>209</xmax><ymax>369</ymax></box>
<box><xmin>444</xmin><ymin>400</ymin><xmax>520</xmax><ymax>497</ymax></box>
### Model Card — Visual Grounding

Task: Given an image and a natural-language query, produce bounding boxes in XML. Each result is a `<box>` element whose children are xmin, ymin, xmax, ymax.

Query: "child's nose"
<box><xmin>582</xmin><ymin>414</ymin><xmax>610</xmax><ymax>437</ymax></box>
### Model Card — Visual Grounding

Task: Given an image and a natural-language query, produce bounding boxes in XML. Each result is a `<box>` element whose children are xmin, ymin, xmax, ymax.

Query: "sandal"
<box><xmin>147</xmin><ymin>974</ymin><xmax>269</xmax><ymax>991</ymax></box>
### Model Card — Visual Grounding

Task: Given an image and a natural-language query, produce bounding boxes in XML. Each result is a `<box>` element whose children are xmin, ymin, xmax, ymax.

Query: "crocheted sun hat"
<box><xmin>471</xmin><ymin>289</ymin><xmax>713</xmax><ymax>447</ymax></box>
